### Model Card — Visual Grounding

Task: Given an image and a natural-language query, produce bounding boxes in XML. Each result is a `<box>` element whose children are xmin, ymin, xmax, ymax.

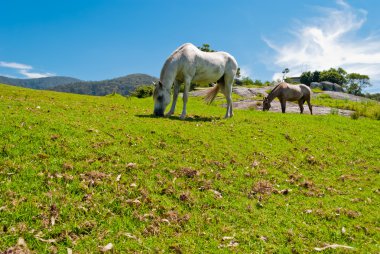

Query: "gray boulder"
<box><xmin>310</xmin><ymin>82</ymin><xmax>323</xmax><ymax>90</ymax></box>
<box><xmin>310</xmin><ymin>81</ymin><xmax>344</xmax><ymax>92</ymax></box>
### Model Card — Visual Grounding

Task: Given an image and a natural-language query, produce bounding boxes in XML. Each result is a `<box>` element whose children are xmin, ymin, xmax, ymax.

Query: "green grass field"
<box><xmin>312</xmin><ymin>94</ymin><xmax>380</xmax><ymax>120</ymax></box>
<box><xmin>1</xmin><ymin>84</ymin><xmax>379</xmax><ymax>253</ymax></box>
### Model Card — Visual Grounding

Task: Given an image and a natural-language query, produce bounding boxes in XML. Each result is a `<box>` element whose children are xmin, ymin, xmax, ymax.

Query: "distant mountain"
<box><xmin>0</xmin><ymin>76</ymin><xmax>81</xmax><ymax>89</ymax></box>
<box><xmin>50</xmin><ymin>73</ymin><xmax>158</xmax><ymax>96</ymax></box>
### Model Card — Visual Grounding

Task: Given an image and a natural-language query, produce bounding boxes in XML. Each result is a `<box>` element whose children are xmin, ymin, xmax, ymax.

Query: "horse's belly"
<box><xmin>192</xmin><ymin>67</ymin><xmax>224</xmax><ymax>84</ymax></box>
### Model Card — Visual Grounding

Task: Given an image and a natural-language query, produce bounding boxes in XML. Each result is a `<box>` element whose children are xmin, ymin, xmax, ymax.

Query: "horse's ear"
<box><xmin>158</xmin><ymin>81</ymin><xmax>163</xmax><ymax>88</ymax></box>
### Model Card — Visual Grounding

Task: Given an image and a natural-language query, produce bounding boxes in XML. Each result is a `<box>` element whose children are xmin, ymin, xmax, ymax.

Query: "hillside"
<box><xmin>50</xmin><ymin>73</ymin><xmax>158</xmax><ymax>96</ymax></box>
<box><xmin>0</xmin><ymin>84</ymin><xmax>379</xmax><ymax>253</ymax></box>
<box><xmin>0</xmin><ymin>75</ymin><xmax>81</xmax><ymax>89</ymax></box>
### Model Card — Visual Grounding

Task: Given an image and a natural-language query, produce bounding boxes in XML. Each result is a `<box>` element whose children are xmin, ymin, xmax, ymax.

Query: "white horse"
<box><xmin>153</xmin><ymin>43</ymin><xmax>238</xmax><ymax>119</ymax></box>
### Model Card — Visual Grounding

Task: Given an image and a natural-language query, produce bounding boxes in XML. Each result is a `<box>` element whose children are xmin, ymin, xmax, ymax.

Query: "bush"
<box><xmin>131</xmin><ymin>85</ymin><xmax>154</xmax><ymax>98</ymax></box>
<box><xmin>330</xmin><ymin>108</ymin><xmax>339</xmax><ymax>115</ymax></box>
<box><xmin>241</xmin><ymin>77</ymin><xmax>254</xmax><ymax>86</ymax></box>
<box><xmin>350</xmin><ymin>111</ymin><xmax>360</xmax><ymax>120</ymax></box>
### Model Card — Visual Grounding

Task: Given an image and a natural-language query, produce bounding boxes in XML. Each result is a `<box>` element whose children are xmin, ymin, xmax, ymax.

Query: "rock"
<box><xmin>310</xmin><ymin>82</ymin><xmax>324</xmax><ymax>90</ymax></box>
<box><xmin>310</xmin><ymin>81</ymin><xmax>344</xmax><ymax>92</ymax></box>
<box><xmin>320</xmin><ymin>81</ymin><xmax>344</xmax><ymax>92</ymax></box>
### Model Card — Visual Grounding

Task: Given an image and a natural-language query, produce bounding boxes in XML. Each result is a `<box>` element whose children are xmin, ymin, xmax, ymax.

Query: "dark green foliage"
<box><xmin>240</xmin><ymin>77</ymin><xmax>254</xmax><ymax>86</ymax></box>
<box><xmin>131</xmin><ymin>85</ymin><xmax>155</xmax><ymax>98</ymax></box>
<box><xmin>0</xmin><ymin>75</ymin><xmax>81</xmax><ymax>89</ymax></box>
<box><xmin>346</xmin><ymin>73</ymin><xmax>371</xmax><ymax>95</ymax></box>
<box><xmin>50</xmin><ymin>74</ymin><xmax>158</xmax><ymax>96</ymax></box>
<box><xmin>301</xmin><ymin>68</ymin><xmax>346</xmax><ymax>86</ymax></box>
<box><xmin>236</xmin><ymin>77</ymin><xmax>271</xmax><ymax>87</ymax></box>
<box><xmin>300</xmin><ymin>68</ymin><xmax>372</xmax><ymax>96</ymax></box>
<box><xmin>300</xmin><ymin>71</ymin><xmax>320</xmax><ymax>86</ymax></box>
<box><xmin>320</xmin><ymin>68</ymin><xmax>347</xmax><ymax>85</ymax></box>
<box><xmin>197</xmin><ymin>43</ymin><xmax>216</xmax><ymax>52</ymax></box>
<box><xmin>236</xmin><ymin>67</ymin><xmax>241</xmax><ymax>78</ymax></box>
<box><xmin>300</xmin><ymin>71</ymin><xmax>312</xmax><ymax>85</ymax></box>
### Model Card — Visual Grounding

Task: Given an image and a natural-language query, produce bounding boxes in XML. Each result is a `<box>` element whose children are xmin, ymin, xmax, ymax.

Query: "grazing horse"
<box><xmin>263</xmin><ymin>82</ymin><xmax>313</xmax><ymax>114</ymax></box>
<box><xmin>153</xmin><ymin>43</ymin><xmax>238</xmax><ymax>119</ymax></box>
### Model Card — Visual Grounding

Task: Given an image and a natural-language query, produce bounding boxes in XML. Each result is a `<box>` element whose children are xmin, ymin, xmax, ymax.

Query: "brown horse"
<box><xmin>263</xmin><ymin>82</ymin><xmax>313</xmax><ymax>114</ymax></box>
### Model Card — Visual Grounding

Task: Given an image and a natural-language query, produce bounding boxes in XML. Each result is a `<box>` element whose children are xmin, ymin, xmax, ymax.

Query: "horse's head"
<box><xmin>153</xmin><ymin>81</ymin><xmax>171</xmax><ymax>117</ymax></box>
<box><xmin>262</xmin><ymin>97</ymin><xmax>271</xmax><ymax>111</ymax></box>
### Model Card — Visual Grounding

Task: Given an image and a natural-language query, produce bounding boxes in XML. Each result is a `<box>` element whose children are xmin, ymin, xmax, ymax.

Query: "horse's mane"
<box><xmin>267</xmin><ymin>82</ymin><xmax>284</xmax><ymax>97</ymax></box>
<box><xmin>160</xmin><ymin>43</ymin><xmax>193</xmax><ymax>80</ymax></box>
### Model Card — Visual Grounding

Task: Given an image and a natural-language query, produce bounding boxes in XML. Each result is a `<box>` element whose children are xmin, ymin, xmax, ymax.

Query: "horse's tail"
<box><xmin>204</xmin><ymin>83</ymin><xmax>220</xmax><ymax>104</ymax></box>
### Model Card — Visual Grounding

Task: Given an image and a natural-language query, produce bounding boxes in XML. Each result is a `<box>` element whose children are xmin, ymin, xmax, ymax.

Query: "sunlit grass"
<box><xmin>1</xmin><ymin>84</ymin><xmax>379</xmax><ymax>253</ymax></box>
<box><xmin>312</xmin><ymin>96</ymin><xmax>380</xmax><ymax>119</ymax></box>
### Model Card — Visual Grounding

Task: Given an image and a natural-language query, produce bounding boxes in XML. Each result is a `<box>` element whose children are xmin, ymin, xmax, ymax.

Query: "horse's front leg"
<box><xmin>280</xmin><ymin>99</ymin><xmax>286</xmax><ymax>113</ymax></box>
<box><xmin>180</xmin><ymin>79</ymin><xmax>191</xmax><ymax>119</ymax></box>
<box><xmin>166</xmin><ymin>80</ymin><xmax>180</xmax><ymax>116</ymax></box>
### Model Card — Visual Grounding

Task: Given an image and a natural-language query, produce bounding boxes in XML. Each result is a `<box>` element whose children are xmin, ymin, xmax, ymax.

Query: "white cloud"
<box><xmin>0</xmin><ymin>61</ymin><xmax>32</xmax><ymax>70</ymax></box>
<box><xmin>264</xmin><ymin>0</ymin><xmax>380</xmax><ymax>92</ymax></box>
<box><xmin>19</xmin><ymin>69</ymin><xmax>54</xmax><ymax>79</ymax></box>
<box><xmin>0</xmin><ymin>61</ymin><xmax>54</xmax><ymax>78</ymax></box>
<box><xmin>239</xmin><ymin>65</ymin><xmax>252</xmax><ymax>78</ymax></box>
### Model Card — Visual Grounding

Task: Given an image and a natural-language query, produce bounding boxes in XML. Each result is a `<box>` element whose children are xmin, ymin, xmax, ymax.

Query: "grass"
<box><xmin>312</xmin><ymin>96</ymin><xmax>380</xmax><ymax>120</ymax></box>
<box><xmin>311</xmin><ymin>88</ymin><xmax>324</xmax><ymax>93</ymax></box>
<box><xmin>0</xmin><ymin>83</ymin><xmax>379</xmax><ymax>253</ymax></box>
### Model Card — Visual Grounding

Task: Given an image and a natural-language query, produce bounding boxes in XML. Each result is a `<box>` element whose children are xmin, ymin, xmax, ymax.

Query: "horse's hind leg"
<box><xmin>223</xmin><ymin>75</ymin><xmax>233</xmax><ymax>118</ymax></box>
<box><xmin>166</xmin><ymin>80</ymin><xmax>180</xmax><ymax>116</ymax></box>
<box><xmin>306</xmin><ymin>98</ymin><xmax>313</xmax><ymax>115</ymax></box>
<box><xmin>298</xmin><ymin>99</ymin><xmax>304</xmax><ymax>114</ymax></box>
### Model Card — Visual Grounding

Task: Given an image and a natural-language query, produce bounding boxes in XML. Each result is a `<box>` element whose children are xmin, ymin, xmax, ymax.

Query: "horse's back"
<box><xmin>299</xmin><ymin>84</ymin><xmax>312</xmax><ymax>97</ymax></box>
<box><xmin>174</xmin><ymin>43</ymin><xmax>237</xmax><ymax>69</ymax></box>
<box><xmin>176</xmin><ymin>44</ymin><xmax>237</xmax><ymax>82</ymax></box>
<box><xmin>279</xmin><ymin>83</ymin><xmax>311</xmax><ymax>101</ymax></box>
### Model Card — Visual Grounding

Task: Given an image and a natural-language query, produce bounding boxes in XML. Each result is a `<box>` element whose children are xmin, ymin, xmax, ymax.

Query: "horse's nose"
<box><xmin>154</xmin><ymin>109</ymin><xmax>164</xmax><ymax>117</ymax></box>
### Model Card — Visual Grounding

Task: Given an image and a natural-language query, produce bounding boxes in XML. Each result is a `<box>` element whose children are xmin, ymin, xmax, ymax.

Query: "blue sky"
<box><xmin>1</xmin><ymin>0</ymin><xmax>380</xmax><ymax>92</ymax></box>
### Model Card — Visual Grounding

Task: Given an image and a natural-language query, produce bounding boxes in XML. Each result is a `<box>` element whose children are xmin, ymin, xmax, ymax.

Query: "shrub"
<box><xmin>350</xmin><ymin>111</ymin><xmax>360</xmax><ymax>120</ymax></box>
<box><xmin>311</xmin><ymin>88</ymin><xmax>323</xmax><ymax>93</ymax></box>
<box><xmin>241</xmin><ymin>77</ymin><xmax>254</xmax><ymax>86</ymax></box>
<box><xmin>330</xmin><ymin>108</ymin><xmax>339</xmax><ymax>115</ymax></box>
<box><xmin>131</xmin><ymin>85</ymin><xmax>154</xmax><ymax>98</ymax></box>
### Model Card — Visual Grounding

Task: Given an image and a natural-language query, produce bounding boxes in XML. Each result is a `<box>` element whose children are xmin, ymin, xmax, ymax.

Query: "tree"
<box><xmin>346</xmin><ymin>73</ymin><xmax>371</xmax><ymax>95</ymax></box>
<box><xmin>319</xmin><ymin>68</ymin><xmax>346</xmax><ymax>85</ymax></box>
<box><xmin>337</xmin><ymin>67</ymin><xmax>347</xmax><ymax>76</ymax></box>
<box><xmin>236</xmin><ymin>67</ymin><xmax>241</xmax><ymax>79</ymax></box>
<box><xmin>312</xmin><ymin>71</ymin><xmax>321</xmax><ymax>83</ymax></box>
<box><xmin>300</xmin><ymin>71</ymin><xmax>312</xmax><ymax>86</ymax></box>
<box><xmin>282</xmin><ymin>68</ymin><xmax>289</xmax><ymax>81</ymax></box>
<box><xmin>198</xmin><ymin>44</ymin><xmax>216</xmax><ymax>52</ymax></box>
<box><xmin>300</xmin><ymin>67</ymin><xmax>372</xmax><ymax>96</ymax></box>
<box><xmin>240</xmin><ymin>77</ymin><xmax>254</xmax><ymax>86</ymax></box>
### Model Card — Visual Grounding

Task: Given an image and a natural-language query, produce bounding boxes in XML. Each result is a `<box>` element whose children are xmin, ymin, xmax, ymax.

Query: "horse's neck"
<box><xmin>267</xmin><ymin>84</ymin><xmax>281</xmax><ymax>102</ymax></box>
<box><xmin>160</xmin><ymin>58</ymin><xmax>177</xmax><ymax>89</ymax></box>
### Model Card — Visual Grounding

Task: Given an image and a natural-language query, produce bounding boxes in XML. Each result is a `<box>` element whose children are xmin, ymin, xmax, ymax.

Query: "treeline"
<box><xmin>50</xmin><ymin>74</ymin><xmax>158</xmax><ymax>96</ymax></box>
<box><xmin>0</xmin><ymin>76</ymin><xmax>81</xmax><ymax>89</ymax></box>
<box><xmin>364</xmin><ymin>93</ymin><xmax>380</xmax><ymax>101</ymax></box>
<box><xmin>300</xmin><ymin>67</ymin><xmax>371</xmax><ymax>96</ymax></box>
